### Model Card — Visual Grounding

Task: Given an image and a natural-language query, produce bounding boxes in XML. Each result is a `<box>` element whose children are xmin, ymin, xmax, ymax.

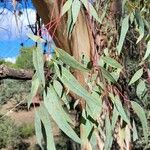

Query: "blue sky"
<box><xmin>0</xmin><ymin>0</ymin><xmax>35</xmax><ymax>59</ymax></box>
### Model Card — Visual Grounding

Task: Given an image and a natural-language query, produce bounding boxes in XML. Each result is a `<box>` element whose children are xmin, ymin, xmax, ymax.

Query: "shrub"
<box><xmin>0</xmin><ymin>79</ymin><xmax>31</xmax><ymax>105</ymax></box>
<box><xmin>19</xmin><ymin>123</ymin><xmax>35</xmax><ymax>138</ymax></box>
<box><xmin>0</xmin><ymin>116</ymin><xmax>21</xmax><ymax>149</ymax></box>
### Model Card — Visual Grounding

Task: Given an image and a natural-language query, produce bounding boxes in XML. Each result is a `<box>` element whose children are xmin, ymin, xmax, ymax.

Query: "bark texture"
<box><xmin>0</xmin><ymin>65</ymin><xmax>33</xmax><ymax>80</ymax></box>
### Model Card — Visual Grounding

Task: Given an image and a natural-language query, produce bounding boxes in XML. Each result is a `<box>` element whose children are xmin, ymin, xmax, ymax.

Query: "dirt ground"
<box><xmin>0</xmin><ymin>101</ymin><xmax>62</xmax><ymax>149</ymax></box>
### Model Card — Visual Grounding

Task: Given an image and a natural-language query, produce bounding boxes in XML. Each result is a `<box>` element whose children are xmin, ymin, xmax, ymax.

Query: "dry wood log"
<box><xmin>0</xmin><ymin>65</ymin><xmax>33</xmax><ymax>80</ymax></box>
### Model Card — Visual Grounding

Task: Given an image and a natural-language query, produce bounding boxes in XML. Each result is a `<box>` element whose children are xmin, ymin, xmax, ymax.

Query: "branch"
<box><xmin>0</xmin><ymin>65</ymin><xmax>33</xmax><ymax>80</ymax></box>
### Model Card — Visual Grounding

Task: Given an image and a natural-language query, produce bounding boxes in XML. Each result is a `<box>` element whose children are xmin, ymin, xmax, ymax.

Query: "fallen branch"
<box><xmin>0</xmin><ymin>65</ymin><xmax>33</xmax><ymax>80</ymax></box>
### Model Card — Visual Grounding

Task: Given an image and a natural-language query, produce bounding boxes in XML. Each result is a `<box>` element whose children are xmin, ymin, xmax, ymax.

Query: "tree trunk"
<box><xmin>31</xmin><ymin>0</ymin><xmax>122</xmax><ymax>150</ymax></box>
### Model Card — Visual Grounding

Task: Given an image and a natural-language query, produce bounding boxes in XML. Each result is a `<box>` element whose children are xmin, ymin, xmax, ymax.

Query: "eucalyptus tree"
<box><xmin>26</xmin><ymin>0</ymin><xmax>150</xmax><ymax>149</ymax></box>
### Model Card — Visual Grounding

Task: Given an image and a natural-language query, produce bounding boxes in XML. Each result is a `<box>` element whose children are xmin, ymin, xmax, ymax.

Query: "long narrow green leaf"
<box><xmin>27</xmin><ymin>33</ymin><xmax>45</xmax><ymax>43</ymax></box>
<box><xmin>81</xmin><ymin>109</ymin><xmax>93</xmax><ymax>143</ymax></box>
<box><xmin>55</xmin><ymin>64</ymin><xmax>101</xmax><ymax>109</ymax></box>
<box><xmin>72</xmin><ymin>0</ymin><xmax>81</xmax><ymax>24</ymax></box>
<box><xmin>28</xmin><ymin>73</ymin><xmax>40</xmax><ymax>109</ymax></box>
<box><xmin>132</xmin><ymin>120</ymin><xmax>138</xmax><ymax>142</ymax></box>
<box><xmin>53</xmin><ymin>80</ymin><xmax>70</xmax><ymax>109</ymax></box>
<box><xmin>35</xmin><ymin>111</ymin><xmax>44</xmax><ymax>150</ymax></box>
<box><xmin>136</xmin><ymin>80</ymin><xmax>146</xmax><ymax>99</ymax></box>
<box><xmin>53</xmin><ymin>80</ymin><xmax>63</xmax><ymax>97</ymax></box>
<box><xmin>101</xmin><ymin>67</ymin><xmax>116</xmax><ymax>83</ymax></box>
<box><xmin>143</xmin><ymin>41</ymin><xmax>150</xmax><ymax>60</ymax></box>
<box><xmin>48</xmin><ymin>85</ymin><xmax>73</xmax><ymax>124</ymax></box>
<box><xmin>55</xmin><ymin>48</ymin><xmax>88</xmax><ymax>72</ymax></box>
<box><xmin>61</xmin><ymin>0</ymin><xmax>73</xmax><ymax>16</ymax></box>
<box><xmin>131</xmin><ymin>101</ymin><xmax>148</xmax><ymax>143</ymax></box>
<box><xmin>129</xmin><ymin>68</ymin><xmax>143</xmax><ymax>85</ymax></box>
<box><xmin>37</xmin><ymin>105</ymin><xmax>56</xmax><ymax>150</ymax></box>
<box><xmin>86</xmin><ymin>92</ymin><xmax>102</xmax><ymax>120</ymax></box>
<box><xmin>111</xmin><ymin>95</ymin><xmax>130</xmax><ymax>124</ymax></box>
<box><xmin>101</xmin><ymin>56</ymin><xmax>123</xmax><ymax>69</ymax></box>
<box><xmin>44</xmin><ymin>86</ymin><xmax>81</xmax><ymax>143</ymax></box>
<box><xmin>117</xmin><ymin>15</ymin><xmax>129</xmax><ymax>54</ymax></box>
<box><xmin>67</xmin><ymin>9</ymin><xmax>74</xmax><ymax>35</ymax></box>
<box><xmin>33</xmin><ymin>46</ymin><xmax>45</xmax><ymax>86</ymax></box>
<box><xmin>135</xmin><ymin>11</ymin><xmax>145</xmax><ymax>43</ymax></box>
<box><xmin>81</xmin><ymin>0</ymin><xmax>100</xmax><ymax>23</ymax></box>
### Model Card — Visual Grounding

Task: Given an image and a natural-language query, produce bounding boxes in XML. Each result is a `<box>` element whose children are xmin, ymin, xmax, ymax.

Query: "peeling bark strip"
<box><xmin>0</xmin><ymin>65</ymin><xmax>33</xmax><ymax>80</ymax></box>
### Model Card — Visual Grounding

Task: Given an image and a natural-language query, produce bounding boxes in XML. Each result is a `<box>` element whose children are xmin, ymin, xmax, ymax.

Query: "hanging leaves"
<box><xmin>132</xmin><ymin>120</ymin><xmax>138</xmax><ymax>142</ymax></box>
<box><xmin>143</xmin><ymin>41</ymin><xmax>150</xmax><ymax>60</ymax></box>
<box><xmin>101</xmin><ymin>67</ymin><xmax>116</xmax><ymax>83</ymax></box>
<box><xmin>36</xmin><ymin>105</ymin><xmax>56</xmax><ymax>150</ymax></box>
<box><xmin>81</xmin><ymin>0</ymin><xmax>100</xmax><ymax>23</ymax></box>
<box><xmin>44</xmin><ymin>86</ymin><xmax>81</xmax><ymax>143</ymax></box>
<box><xmin>131</xmin><ymin>101</ymin><xmax>148</xmax><ymax>143</ymax></box>
<box><xmin>101</xmin><ymin>56</ymin><xmax>123</xmax><ymax>69</ymax></box>
<box><xmin>28</xmin><ymin>73</ymin><xmax>40</xmax><ymax>109</ymax></box>
<box><xmin>61</xmin><ymin>0</ymin><xmax>73</xmax><ymax>16</ymax></box>
<box><xmin>117</xmin><ymin>15</ymin><xmax>129</xmax><ymax>54</ymax></box>
<box><xmin>55</xmin><ymin>48</ymin><xmax>89</xmax><ymax>72</ymax></box>
<box><xmin>110</xmin><ymin>94</ymin><xmax>130</xmax><ymax>124</ymax></box>
<box><xmin>72</xmin><ymin>0</ymin><xmax>81</xmax><ymax>24</ymax></box>
<box><xmin>27</xmin><ymin>33</ymin><xmax>45</xmax><ymax>43</ymax></box>
<box><xmin>34</xmin><ymin>111</ymin><xmax>44</xmax><ymax>150</ymax></box>
<box><xmin>128</xmin><ymin>68</ymin><xmax>143</xmax><ymax>85</ymax></box>
<box><xmin>33</xmin><ymin>46</ymin><xmax>45</xmax><ymax>86</ymax></box>
<box><xmin>55</xmin><ymin>64</ymin><xmax>101</xmax><ymax>107</ymax></box>
<box><xmin>136</xmin><ymin>80</ymin><xmax>146</xmax><ymax>99</ymax></box>
<box><xmin>135</xmin><ymin>10</ymin><xmax>145</xmax><ymax>43</ymax></box>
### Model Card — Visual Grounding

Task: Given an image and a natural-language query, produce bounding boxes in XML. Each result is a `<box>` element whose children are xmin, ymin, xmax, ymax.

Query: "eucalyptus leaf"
<box><xmin>72</xmin><ymin>0</ymin><xmax>81</xmax><ymax>24</ymax></box>
<box><xmin>53</xmin><ymin>80</ymin><xmax>63</xmax><ymax>98</ymax></box>
<box><xmin>33</xmin><ymin>46</ymin><xmax>45</xmax><ymax>86</ymax></box>
<box><xmin>67</xmin><ymin>9</ymin><xmax>74</xmax><ymax>35</ymax></box>
<box><xmin>55</xmin><ymin>65</ymin><xmax>101</xmax><ymax>112</ymax></box>
<box><xmin>81</xmin><ymin>109</ymin><xmax>93</xmax><ymax>143</ymax></box>
<box><xmin>135</xmin><ymin>11</ymin><xmax>145</xmax><ymax>43</ymax></box>
<box><xmin>131</xmin><ymin>101</ymin><xmax>148</xmax><ymax>143</ymax></box>
<box><xmin>132</xmin><ymin>120</ymin><xmax>138</xmax><ymax>142</ymax></box>
<box><xmin>136</xmin><ymin>80</ymin><xmax>146</xmax><ymax>99</ymax></box>
<box><xmin>129</xmin><ymin>68</ymin><xmax>143</xmax><ymax>85</ymax></box>
<box><xmin>28</xmin><ymin>73</ymin><xmax>40</xmax><ymax>109</ymax></box>
<box><xmin>37</xmin><ymin>105</ymin><xmax>56</xmax><ymax>150</ymax></box>
<box><xmin>61</xmin><ymin>0</ymin><xmax>73</xmax><ymax>16</ymax></box>
<box><xmin>101</xmin><ymin>56</ymin><xmax>123</xmax><ymax>69</ymax></box>
<box><xmin>111</xmin><ymin>95</ymin><xmax>130</xmax><ymax>124</ymax></box>
<box><xmin>81</xmin><ymin>0</ymin><xmax>100</xmax><ymax>23</ymax></box>
<box><xmin>117</xmin><ymin>15</ymin><xmax>129</xmax><ymax>54</ymax></box>
<box><xmin>47</xmin><ymin>85</ymin><xmax>73</xmax><ymax>125</ymax></box>
<box><xmin>101</xmin><ymin>67</ymin><xmax>116</xmax><ymax>83</ymax></box>
<box><xmin>55</xmin><ymin>48</ymin><xmax>88</xmax><ymax>72</ymax></box>
<box><xmin>27</xmin><ymin>33</ymin><xmax>45</xmax><ymax>43</ymax></box>
<box><xmin>143</xmin><ymin>41</ymin><xmax>150</xmax><ymax>60</ymax></box>
<box><xmin>35</xmin><ymin>111</ymin><xmax>44</xmax><ymax>150</ymax></box>
<box><xmin>44</xmin><ymin>86</ymin><xmax>81</xmax><ymax>143</ymax></box>
<box><xmin>86</xmin><ymin>92</ymin><xmax>102</xmax><ymax>120</ymax></box>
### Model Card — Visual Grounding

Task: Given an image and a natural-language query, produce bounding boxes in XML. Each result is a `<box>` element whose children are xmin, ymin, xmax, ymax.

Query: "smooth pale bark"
<box><xmin>32</xmin><ymin>0</ymin><xmax>92</xmax><ymax>86</ymax></box>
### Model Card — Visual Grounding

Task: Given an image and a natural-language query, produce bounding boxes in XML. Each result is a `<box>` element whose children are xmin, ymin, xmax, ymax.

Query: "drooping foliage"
<box><xmin>28</xmin><ymin>0</ymin><xmax>150</xmax><ymax>149</ymax></box>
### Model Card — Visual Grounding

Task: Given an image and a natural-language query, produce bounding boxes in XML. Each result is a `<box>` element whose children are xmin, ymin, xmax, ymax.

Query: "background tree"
<box><xmin>16</xmin><ymin>46</ymin><xmax>35</xmax><ymax>70</ymax></box>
